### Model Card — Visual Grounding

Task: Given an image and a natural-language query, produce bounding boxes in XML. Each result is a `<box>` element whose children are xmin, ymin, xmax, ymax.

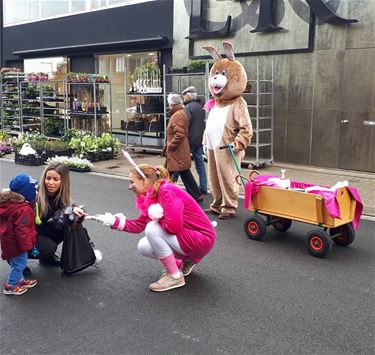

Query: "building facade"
<box><xmin>0</xmin><ymin>0</ymin><xmax>374</xmax><ymax>172</ymax></box>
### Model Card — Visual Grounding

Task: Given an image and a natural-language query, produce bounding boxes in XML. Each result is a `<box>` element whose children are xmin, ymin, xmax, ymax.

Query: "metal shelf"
<box><xmin>246</xmin><ymin>59</ymin><xmax>274</xmax><ymax>167</ymax></box>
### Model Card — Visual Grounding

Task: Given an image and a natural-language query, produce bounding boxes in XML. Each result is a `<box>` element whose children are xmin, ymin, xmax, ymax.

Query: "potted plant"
<box><xmin>0</xmin><ymin>132</ymin><xmax>13</xmax><ymax>155</ymax></box>
<box><xmin>46</xmin><ymin>156</ymin><xmax>94</xmax><ymax>172</ymax></box>
<box><xmin>43</xmin><ymin>118</ymin><xmax>64</xmax><ymax>137</ymax></box>
<box><xmin>187</xmin><ymin>60</ymin><xmax>211</xmax><ymax>73</ymax></box>
<box><xmin>43</xmin><ymin>140</ymin><xmax>72</xmax><ymax>159</ymax></box>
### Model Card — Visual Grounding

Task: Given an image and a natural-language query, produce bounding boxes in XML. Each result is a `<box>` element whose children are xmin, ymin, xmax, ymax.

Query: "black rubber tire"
<box><xmin>305</xmin><ymin>229</ymin><xmax>333</xmax><ymax>258</ymax></box>
<box><xmin>330</xmin><ymin>223</ymin><xmax>355</xmax><ymax>246</ymax></box>
<box><xmin>244</xmin><ymin>214</ymin><xmax>267</xmax><ymax>240</ymax></box>
<box><xmin>271</xmin><ymin>217</ymin><xmax>292</xmax><ymax>232</ymax></box>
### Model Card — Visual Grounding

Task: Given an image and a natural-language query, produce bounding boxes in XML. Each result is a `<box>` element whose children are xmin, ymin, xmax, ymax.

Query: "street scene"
<box><xmin>0</xmin><ymin>159</ymin><xmax>374</xmax><ymax>354</ymax></box>
<box><xmin>1</xmin><ymin>0</ymin><xmax>375</xmax><ymax>354</ymax></box>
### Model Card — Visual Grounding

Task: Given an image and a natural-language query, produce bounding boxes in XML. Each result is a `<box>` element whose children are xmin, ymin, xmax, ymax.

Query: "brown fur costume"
<box><xmin>203</xmin><ymin>42</ymin><xmax>253</xmax><ymax>217</ymax></box>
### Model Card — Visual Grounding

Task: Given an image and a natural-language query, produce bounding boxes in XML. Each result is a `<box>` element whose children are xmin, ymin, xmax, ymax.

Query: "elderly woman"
<box><xmin>164</xmin><ymin>93</ymin><xmax>203</xmax><ymax>203</ymax></box>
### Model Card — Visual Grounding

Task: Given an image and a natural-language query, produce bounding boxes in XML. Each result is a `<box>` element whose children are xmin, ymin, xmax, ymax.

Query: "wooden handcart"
<box><xmin>221</xmin><ymin>144</ymin><xmax>359</xmax><ymax>258</ymax></box>
<box><xmin>243</xmin><ymin>171</ymin><xmax>358</xmax><ymax>258</ymax></box>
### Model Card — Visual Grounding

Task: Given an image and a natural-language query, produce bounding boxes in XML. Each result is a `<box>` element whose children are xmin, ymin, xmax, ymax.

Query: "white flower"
<box><xmin>46</xmin><ymin>156</ymin><xmax>94</xmax><ymax>170</ymax></box>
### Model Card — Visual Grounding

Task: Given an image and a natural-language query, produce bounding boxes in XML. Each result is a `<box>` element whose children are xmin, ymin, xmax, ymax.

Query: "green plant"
<box><xmin>44</xmin><ymin>140</ymin><xmax>70</xmax><ymax>151</ymax></box>
<box><xmin>12</xmin><ymin>132</ymin><xmax>48</xmax><ymax>151</ymax></box>
<box><xmin>43</xmin><ymin>118</ymin><xmax>64</xmax><ymax>137</ymax></box>
<box><xmin>135</xmin><ymin>62</ymin><xmax>159</xmax><ymax>78</ymax></box>
<box><xmin>187</xmin><ymin>60</ymin><xmax>211</xmax><ymax>70</ymax></box>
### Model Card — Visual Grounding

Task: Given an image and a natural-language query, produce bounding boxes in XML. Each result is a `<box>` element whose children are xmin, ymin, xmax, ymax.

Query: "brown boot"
<box><xmin>218</xmin><ymin>212</ymin><xmax>234</xmax><ymax>219</ymax></box>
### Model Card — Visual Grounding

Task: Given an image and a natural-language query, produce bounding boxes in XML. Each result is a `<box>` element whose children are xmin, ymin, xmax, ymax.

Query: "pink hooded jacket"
<box><xmin>112</xmin><ymin>181</ymin><xmax>216</xmax><ymax>263</ymax></box>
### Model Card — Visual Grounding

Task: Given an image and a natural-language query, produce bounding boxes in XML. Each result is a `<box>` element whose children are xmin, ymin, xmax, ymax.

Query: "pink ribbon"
<box><xmin>203</xmin><ymin>99</ymin><xmax>215</xmax><ymax>112</ymax></box>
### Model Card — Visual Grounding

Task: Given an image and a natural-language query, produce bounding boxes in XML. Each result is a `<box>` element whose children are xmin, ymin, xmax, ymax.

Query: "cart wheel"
<box><xmin>244</xmin><ymin>214</ymin><xmax>266</xmax><ymax>240</ymax></box>
<box><xmin>272</xmin><ymin>218</ymin><xmax>292</xmax><ymax>232</ymax></box>
<box><xmin>305</xmin><ymin>229</ymin><xmax>332</xmax><ymax>258</ymax></box>
<box><xmin>329</xmin><ymin>223</ymin><xmax>355</xmax><ymax>246</ymax></box>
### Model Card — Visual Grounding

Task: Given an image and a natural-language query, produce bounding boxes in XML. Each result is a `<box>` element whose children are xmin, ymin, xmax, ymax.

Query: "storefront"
<box><xmin>1</xmin><ymin>0</ymin><xmax>374</xmax><ymax>172</ymax></box>
<box><xmin>0</xmin><ymin>0</ymin><xmax>173</xmax><ymax>139</ymax></box>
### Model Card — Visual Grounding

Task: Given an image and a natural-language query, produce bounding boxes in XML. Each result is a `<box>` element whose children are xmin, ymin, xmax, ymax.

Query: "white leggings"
<box><xmin>137</xmin><ymin>221</ymin><xmax>186</xmax><ymax>259</ymax></box>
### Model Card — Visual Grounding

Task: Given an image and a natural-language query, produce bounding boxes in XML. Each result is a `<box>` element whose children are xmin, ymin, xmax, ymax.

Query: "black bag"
<box><xmin>60</xmin><ymin>222</ymin><xmax>96</xmax><ymax>276</ymax></box>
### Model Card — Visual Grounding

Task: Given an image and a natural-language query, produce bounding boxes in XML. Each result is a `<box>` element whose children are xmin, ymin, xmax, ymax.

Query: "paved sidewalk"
<box><xmin>91</xmin><ymin>152</ymin><xmax>375</xmax><ymax>217</ymax></box>
<box><xmin>1</xmin><ymin>152</ymin><xmax>374</xmax><ymax>216</ymax></box>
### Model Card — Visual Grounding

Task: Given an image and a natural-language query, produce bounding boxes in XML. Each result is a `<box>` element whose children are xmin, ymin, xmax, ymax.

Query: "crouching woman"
<box><xmin>93</xmin><ymin>164</ymin><xmax>216</xmax><ymax>292</ymax></box>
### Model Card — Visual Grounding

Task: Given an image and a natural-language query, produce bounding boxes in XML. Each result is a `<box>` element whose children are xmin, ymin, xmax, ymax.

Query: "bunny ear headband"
<box><xmin>122</xmin><ymin>149</ymin><xmax>147</xmax><ymax>179</ymax></box>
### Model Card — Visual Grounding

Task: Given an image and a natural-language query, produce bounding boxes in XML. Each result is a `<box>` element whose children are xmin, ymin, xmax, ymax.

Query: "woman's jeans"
<box><xmin>172</xmin><ymin>145</ymin><xmax>208</xmax><ymax>194</ymax></box>
<box><xmin>7</xmin><ymin>252</ymin><xmax>28</xmax><ymax>285</ymax></box>
<box><xmin>191</xmin><ymin>145</ymin><xmax>208</xmax><ymax>194</ymax></box>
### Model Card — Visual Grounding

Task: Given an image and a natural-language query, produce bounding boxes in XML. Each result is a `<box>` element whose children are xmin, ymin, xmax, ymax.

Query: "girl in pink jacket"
<box><xmin>93</xmin><ymin>164</ymin><xmax>216</xmax><ymax>292</ymax></box>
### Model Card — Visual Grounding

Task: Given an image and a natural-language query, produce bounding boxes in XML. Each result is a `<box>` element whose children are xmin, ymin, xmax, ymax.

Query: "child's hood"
<box><xmin>0</xmin><ymin>190</ymin><xmax>27</xmax><ymax>217</ymax></box>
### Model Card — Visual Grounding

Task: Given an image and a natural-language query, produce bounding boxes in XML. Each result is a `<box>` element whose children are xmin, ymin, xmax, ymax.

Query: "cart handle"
<box><xmin>219</xmin><ymin>144</ymin><xmax>247</xmax><ymax>187</ymax></box>
<box><xmin>235</xmin><ymin>175</ymin><xmax>249</xmax><ymax>186</ymax></box>
<box><xmin>249</xmin><ymin>170</ymin><xmax>259</xmax><ymax>182</ymax></box>
<box><xmin>219</xmin><ymin>144</ymin><xmax>233</xmax><ymax>150</ymax></box>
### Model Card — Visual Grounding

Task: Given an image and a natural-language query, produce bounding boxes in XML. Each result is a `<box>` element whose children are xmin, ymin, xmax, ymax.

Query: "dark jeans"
<box><xmin>191</xmin><ymin>145</ymin><xmax>208</xmax><ymax>194</ymax></box>
<box><xmin>172</xmin><ymin>145</ymin><xmax>208</xmax><ymax>194</ymax></box>
<box><xmin>35</xmin><ymin>223</ymin><xmax>65</xmax><ymax>260</ymax></box>
<box><xmin>170</xmin><ymin>169</ymin><xmax>202</xmax><ymax>201</ymax></box>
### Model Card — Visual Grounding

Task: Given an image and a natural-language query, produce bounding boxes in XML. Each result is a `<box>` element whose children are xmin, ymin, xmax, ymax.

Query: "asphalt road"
<box><xmin>0</xmin><ymin>160</ymin><xmax>374</xmax><ymax>355</ymax></box>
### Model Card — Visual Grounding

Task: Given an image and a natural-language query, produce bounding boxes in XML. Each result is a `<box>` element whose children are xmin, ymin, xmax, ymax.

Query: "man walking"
<box><xmin>180</xmin><ymin>86</ymin><xmax>208</xmax><ymax>195</ymax></box>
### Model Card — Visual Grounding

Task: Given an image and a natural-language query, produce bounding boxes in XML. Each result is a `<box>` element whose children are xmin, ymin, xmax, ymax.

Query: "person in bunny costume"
<box><xmin>203</xmin><ymin>41</ymin><xmax>253</xmax><ymax>219</ymax></box>
<box><xmin>89</xmin><ymin>163</ymin><xmax>216</xmax><ymax>293</ymax></box>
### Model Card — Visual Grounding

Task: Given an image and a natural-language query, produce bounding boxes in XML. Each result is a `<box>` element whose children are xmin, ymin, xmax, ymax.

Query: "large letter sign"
<box><xmin>187</xmin><ymin>0</ymin><xmax>358</xmax><ymax>39</ymax></box>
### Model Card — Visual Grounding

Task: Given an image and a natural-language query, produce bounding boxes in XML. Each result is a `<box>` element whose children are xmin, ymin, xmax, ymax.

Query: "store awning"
<box><xmin>13</xmin><ymin>36</ymin><xmax>169</xmax><ymax>57</ymax></box>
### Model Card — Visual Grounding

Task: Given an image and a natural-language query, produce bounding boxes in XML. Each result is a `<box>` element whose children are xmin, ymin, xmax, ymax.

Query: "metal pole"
<box><xmin>109</xmin><ymin>81</ymin><xmax>112</xmax><ymax>133</ymax></box>
<box><xmin>124</xmin><ymin>65</ymin><xmax>128</xmax><ymax>148</ymax></box>
<box><xmin>93</xmin><ymin>81</ymin><xmax>97</xmax><ymax>136</ymax></box>
<box><xmin>256</xmin><ymin>58</ymin><xmax>260</xmax><ymax>166</ymax></box>
<box><xmin>163</xmin><ymin>64</ymin><xmax>167</xmax><ymax>146</ymax></box>
<box><xmin>270</xmin><ymin>60</ymin><xmax>274</xmax><ymax>163</ymax></box>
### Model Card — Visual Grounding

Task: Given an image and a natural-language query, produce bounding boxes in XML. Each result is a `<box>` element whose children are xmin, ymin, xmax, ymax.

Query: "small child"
<box><xmin>0</xmin><ymin>174</ymin><xmax>38</xmax><ymax>295</ymax></box>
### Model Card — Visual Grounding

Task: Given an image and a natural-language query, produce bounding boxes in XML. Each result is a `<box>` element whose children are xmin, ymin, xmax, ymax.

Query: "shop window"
<box><xmin>29</xmin><ymin>0</ymin><xmax>40</xmax><ymax>21</ymax></box>
<box><xmin>3</xmin><ymin>0</ymin><xmax>155</xmax><ymax>26</ymax></box>
<box><xmin>41</xmin><ymin>0</ymin><xmax>69</xmax><ymax>18</ymax></box>
<box><xmin>71</xmin><ymin>0</ymin><xmax>86</xmax><ymax>12</ymax></box>
<box><xmin>91</xmin><ymin>0</ymin><xmax>107</xmax><ymax>9</ymax></box>
<box><xmin>24</xmin><ymin>57</ymin><xmax>68</xmax><ymax>81</ymax></box>
<box><xmin>97</xmin><ymin>52</ymin><xmax>159</xmax><ymax>132</ymax></box>
<box><xmin>3</xmin><ymin>0</ymin><xmax>28</xmax><ymax>25</ymax></box>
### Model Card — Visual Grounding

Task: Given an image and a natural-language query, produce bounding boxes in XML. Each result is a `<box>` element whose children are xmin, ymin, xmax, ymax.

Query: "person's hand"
<box><xmin>231</xmin><ymin>141</ymin><xmax>239</xmax><ymax>153</ymax></box>
<box><xmin>86</xmin><ymin>213</ymin><xmax>116</xmax><ymax>226</ymax></box>
<box><xmin>73</xmin><ymin>206</ymin><xmax>87</xmax><ymax>218</ymax></box>
<box><xmin>148</xmin><ymin>203</ymin><xmax>164</xmax><ymax>221</ymax></box>
<box><xmin>203</xmin><ymin>145</ymin><xmax>208</xmax><ymax>156</ymax></box>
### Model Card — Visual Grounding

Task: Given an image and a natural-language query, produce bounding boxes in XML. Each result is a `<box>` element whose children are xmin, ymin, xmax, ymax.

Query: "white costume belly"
<box><xmin>205</xmin><ymin>105</ymin><xmax>229</xmax><ymax>149</ymax></box>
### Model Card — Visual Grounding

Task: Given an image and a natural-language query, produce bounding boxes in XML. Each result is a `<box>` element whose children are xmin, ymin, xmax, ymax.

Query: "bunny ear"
<box><xmin>202</xmin><ymin>45</ymin><xmax>222</xmax><ymax>62</ymax></box>
<box><xmin>122</xmin><ymin>149</ymin><xmax>147</xmax><ymax>179</ymax></box>
<box><xmin>222</xmin><ymin>41</ymin><xmax>235</xmax><ymax>61</ymax></box>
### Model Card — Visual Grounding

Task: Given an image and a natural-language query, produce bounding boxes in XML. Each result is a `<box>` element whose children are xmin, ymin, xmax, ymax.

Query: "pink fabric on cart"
<box><xmin>244</xmin><ymin>175</ymin><xmax>363</xmax><ymax>230</ymax></box>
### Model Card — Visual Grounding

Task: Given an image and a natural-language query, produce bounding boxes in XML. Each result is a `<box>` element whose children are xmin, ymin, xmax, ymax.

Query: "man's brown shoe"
<box><xmin>203</xmin><ymin>208</ymin><xmax>220</xmax><ymax>215</ymax></box>
<box><xmin>218</xmin><ymin>212</ymin><xmax>234</xmax><ymax>219</ymax></box>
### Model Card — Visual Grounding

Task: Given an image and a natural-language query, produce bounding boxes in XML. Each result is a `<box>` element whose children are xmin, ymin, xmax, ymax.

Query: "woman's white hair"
<box><xmin>167</xmin><ymin>93</ymin><xmax>183</xmax><ymax>105</ymax></box>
